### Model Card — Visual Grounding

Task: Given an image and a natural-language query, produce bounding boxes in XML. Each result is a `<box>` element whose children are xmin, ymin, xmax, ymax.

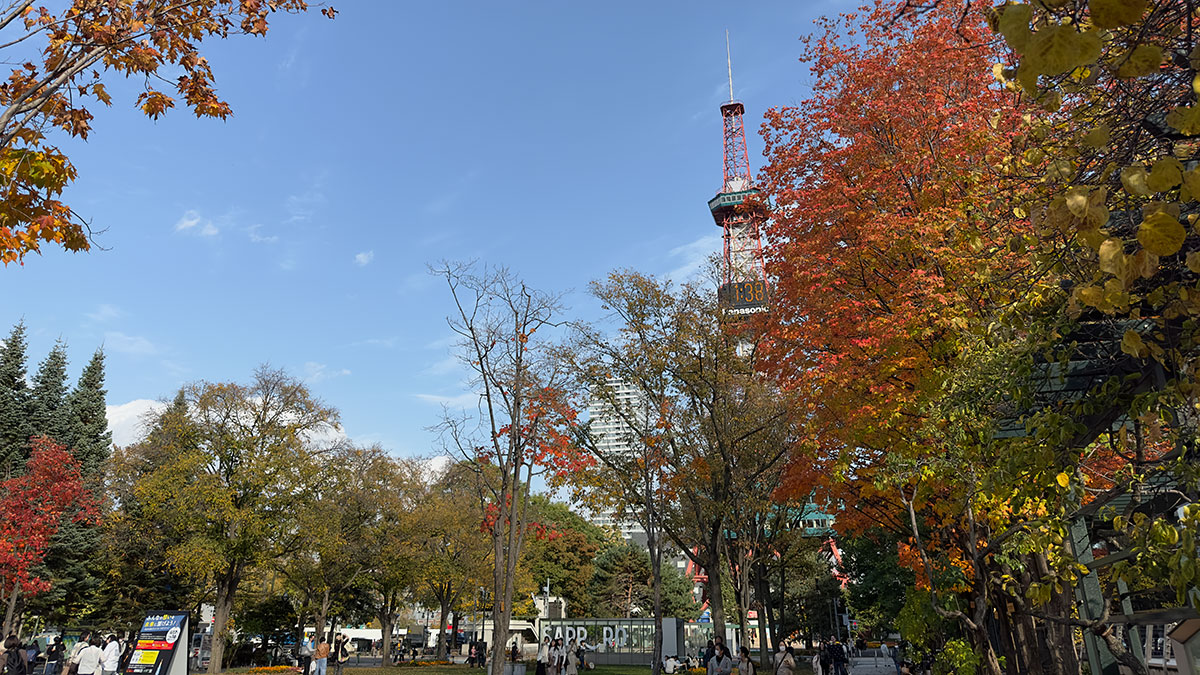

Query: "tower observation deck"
<box><xmin>710</xmin><ymin>38</ymin><xmax>767</xmax><ymax>316</ymax></box>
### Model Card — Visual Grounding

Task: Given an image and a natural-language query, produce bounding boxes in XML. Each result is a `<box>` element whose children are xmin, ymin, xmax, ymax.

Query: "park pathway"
<box><xmin>847</xmin><ymin>655</ymin><xmax>897</xmax><ymax>674</ymax></box>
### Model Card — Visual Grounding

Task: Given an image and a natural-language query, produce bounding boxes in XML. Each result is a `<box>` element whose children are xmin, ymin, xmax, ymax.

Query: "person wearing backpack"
<box><xmin>4</xmin><ymin>636</ymin><xmax>29</xmax><ymax>675</ymax></box>
<box><xmin>74</xmin><ymin>637</ymin><xmax>103</xmax><ymax>675</ymax></box>
<box><xmin>64</xmin><ymin>632</ymin><xmax>92</xmax><ymax>675</ymax></box>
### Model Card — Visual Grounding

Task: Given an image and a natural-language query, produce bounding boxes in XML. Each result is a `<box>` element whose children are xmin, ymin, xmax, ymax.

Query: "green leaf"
<box><xmin>1147</xmin><ymin>156</ymin><xmax>1184</xmax><ymax>192</ymax></box>
<box><xmin>1117</xmin><ymin>44</ymin><xmax>1164</xmax><ymax>78</ymax></box>
<box><xmin>1090</xmin><ymin>0</ymin><xmax>1148</xmax><ymax>28</ymax></box>
<box><xmin>999</xmin><ymin>3</ymin><xmax>1033</xmax><ymax>53</ymax></box>
<box><xmin>1121</xmin><ymin>330</ymin><xmax>1147</xmax><ymax>358</ymax></box>
<box><xmin>1027</xmin><ymin>24</ymin><xmax>1101</xmax><ymax>75</ymax></box>
<box><xmin>1167</xmin><ymin>105</ymin><xmax>1200</xmax><ymax>135</ymax></box>
<box><xmin>1138</xmin><ymin>211</ymin><xmax>1187</xmax><ymax>256</ymax></box>
<box><xmin>1083</xmin><ymin>123</ymin><xmax>1111</xmax><ymax>148</ymax></box>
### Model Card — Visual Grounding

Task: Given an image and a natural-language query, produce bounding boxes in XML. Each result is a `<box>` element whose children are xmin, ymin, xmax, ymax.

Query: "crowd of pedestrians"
<box><xmin>534</xmin><ymin>636</ymin><xmax>582</xmax><ymax>675</ymax></box>
<box><xmin>297</xmin><ymin>632</ymin><xmax>359</xmax><ymax>675</ymax></box>
<box><xmin>0</xmin><ymin>632</ymin><xmax>134</xmax><ymax>675</ymax></box>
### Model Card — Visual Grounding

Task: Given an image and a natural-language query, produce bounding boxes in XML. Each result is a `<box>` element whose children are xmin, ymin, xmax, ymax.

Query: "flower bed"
<box><xmin>248</xmin><ymin>667</ymin><xmax>301</xmax><ymax>674</ymax></box>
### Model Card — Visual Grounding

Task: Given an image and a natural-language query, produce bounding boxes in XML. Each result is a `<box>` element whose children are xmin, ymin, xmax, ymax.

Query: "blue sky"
<box><xmin>2</xmin><ymin>1</ymin><xmax>834</xmax><ymax>455</ymax></box>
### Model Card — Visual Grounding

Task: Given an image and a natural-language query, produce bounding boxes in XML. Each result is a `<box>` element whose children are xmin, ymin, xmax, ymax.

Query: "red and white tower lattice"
<box><xmin>708</xmin><ymin>33</ymin><xmax>767</xmax><ymax>315</ymax></box>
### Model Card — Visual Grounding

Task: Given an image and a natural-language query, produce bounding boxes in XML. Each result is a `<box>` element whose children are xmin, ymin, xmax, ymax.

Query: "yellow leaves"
<box><xmin>91</xmin><ymin>82</ymin><xmax>111</xmax><ymax>106</ymax></box>
<box><xmin>1116</xmin><ymin>44</ymin><xmax>1164</xmax><ymax>78</ymax></box>
<box><xmin>137</xmin><ymin>90</ymin><xmax>176</xmax><ymax>120</ymax></box>
<box><xmin>1098</xmin><ymin>238</ymin><xmax>1126</xmax><ymax>275</ymax></box>
<box><xmin>1055</xmin><ymin>472</ymin><xmax>1070</xmax><ymax>488</ymax></box>
<box><xmin>1026</xmin><ymin>23</ymin><xmax>1101</xmax><ymax>76</ymax></box>
<box><xmin>1083</xmin><ymin>123</ymin><xmax>1111</xmax><ymax>148</ymax></box>
<box><xmin>1187</xmin><ymin>251</ymin><xmax>1200</xmax><ymax>274</ymax></box>
<box><xmin>1065</xmin><ymin>187</ymin><xmax>1090</xmax><ymax>218</ymax></box>
<box><xmin>1147</xmin><ymin>157</ymin><xmax>1184</xmax><ymax>192</ymax></box>
<box><xmin>998</xmin><ymin>3</ymin><xmax>1033</xmax><ymax>52</ymax></box>
<box><xmin>1121</xmin><ymin>329</ymin><xmax>1149</xmax><ymax>358</ymax></box>
<box><xmin>1090</xmin><ymin>0</ymin><xmax>1148</xmax><ymax>29</ymax></box>
<box><xmin>1166</xmin><ymin>104</ymin><xmax>1200</xmax><ymax>135</ymax></box>
<box><xmin>1182</xmin><ymin>168</ymin><xmax>1200</xmax><ymax>201</ymax></box>
<box><xmin>1138</xmin><ymin>211</ymin><xmax>1187</xmax><ymax>256</ymax></box>
<box><xmin>1121</xmin><ymin>165</ymin><xmax>1151</xmax><ymax>195</ymax></box>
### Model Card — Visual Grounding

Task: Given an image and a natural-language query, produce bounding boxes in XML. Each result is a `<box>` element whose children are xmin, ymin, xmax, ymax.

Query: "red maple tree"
<box><xmin>0</xmin><ymin>436</ymin><xmax>98</xmax><ymax>629</ymax></box>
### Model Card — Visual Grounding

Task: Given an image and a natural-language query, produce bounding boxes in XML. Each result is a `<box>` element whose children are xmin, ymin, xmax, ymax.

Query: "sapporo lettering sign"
<box><xmin>124</xmin><ymin>612</ymin><xmax>188</xmax><ymax>675</ymax></box>
<box><xmin>542</xmin><ymin>625</ymin><xmax>629</xmax><ymax>648</ymax></box>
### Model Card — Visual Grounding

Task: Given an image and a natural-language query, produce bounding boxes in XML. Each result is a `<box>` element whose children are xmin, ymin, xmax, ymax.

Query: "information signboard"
<box><xmin>124</xmin><ymin>612</ymin><xmax>188</xmax><ymax>675</ymax></box>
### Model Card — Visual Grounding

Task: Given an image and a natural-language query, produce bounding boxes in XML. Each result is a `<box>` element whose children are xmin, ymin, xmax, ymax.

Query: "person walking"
<box><xmin>563</xmin><ymin>641</ymin><xmax>578</xmax><ymax>675</ymax></box>
<box><xmin>510</xmin><ymin>643</ymin><xmax>519</xmax><ymax>663</ymax></box>
<box><xmin>774</xmin><ymin>645</ymin><xmax>794</xmax><ymax>675</ymax></box>
<box><xmin>44</xmin><ymin>637</ymin><xmax>65</xmax><ymax>675</ymax></box>
<box><xmin>828</xmin><ymin>639</ymin><xmax>849</xmax><ymax>675</ymax></box>
<box><xmin>549</xmin><ymin>639</ymin><xmax>565</xmax><ymax>675</ymax></box>
<box><xmin>5</xmin><ymin>636</ymin><xmax>29</xmax><ymax>675</ymax></box>
<box><xmin>74</xmin><ymin>637</ymin><xmax>103</xmax><ymax>675</ymax></box>
<box><xmin>298</xmin><ymin>635</ymin><xmax>314</xmax><ymax>675</ymax></box>
<box><xmin>737</xmin><ymin>647</ymin><xmax>755</xmax><ymax>675</ymax></box>
<box><xmin>312</xmin><ymin>636</ymin><xmax>330</xmax><ymax>675</ymax></box>
<box><xmin>65</xmin><ymin>632</ymin><xmax>92</xmax><ymax>675</ymax></box>
<box><xmin>332</xmin><ymin>635</ymin><xmax>350</xmax><ymax>675</ymax></box>
<box><xmin>817</xmin><ymin>640</ymin><xmax>831</xmax><ymax>675</ymax></box>
<box><xmin>468</xmin><ymin>645</ymin><xmax>477</xmax><ymax>669</ymax></box>
<box><xmin>535</xmin><ymin>637</ymin><xmax>549</xmax><ymax>675</ymax></box>
<box><xmin>884</xmin><ymin>643</ymin><xmax>902</xmax><ymax>675</ymax></box>
<box><xmin>25</xmin><ymin>637</ymin><xmax>40</xmax><ymax>675</ymax></box>
<box><xmin>100</xmin><ymin>636</ymin><xmax>119</xmax><ymax>675</ymax></box>
<box><xmin>707</xmin><ymin>644</ymin><xmax>733</xmax><ymax>675</ymax></box>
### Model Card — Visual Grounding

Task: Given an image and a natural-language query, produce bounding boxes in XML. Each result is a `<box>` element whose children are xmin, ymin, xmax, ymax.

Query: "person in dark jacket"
<box><xmin>828</xmin><ymin>640</ymin><xmax>848</xmax><ymax>675</ymax></box>
<box><xmin>5</xmin><ymin>636</ymin><xmax>29</xmax><ymax>675</ymax></box>
<box><xmin>45</xmin><ymin>637</ymin><xmax>66</xmax><ymax>675</ymax></box>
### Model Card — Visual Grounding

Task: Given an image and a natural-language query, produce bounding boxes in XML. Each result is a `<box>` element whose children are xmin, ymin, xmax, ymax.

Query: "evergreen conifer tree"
<box><xmin>29</xmin><ymin>340</ymin><xmax>70</xmax><ymax>446</ymax></box>
<box><xmin>0</xmin><ymin>322</ymin><xmax>32</xmax><ymax>474</ymax></box>
<box><xmin>64</xmin><ymin>349</ymin><xmax>112</xmax><ymax>478</ymax></box>
<box><xmin>28</xmin><ymin>349</ymin><xmax>112</xmax><ymax>622</ymax></box>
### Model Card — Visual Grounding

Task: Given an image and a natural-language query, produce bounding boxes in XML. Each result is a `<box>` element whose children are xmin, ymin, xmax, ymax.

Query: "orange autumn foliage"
<box><xmin>755</xmin><ymin>0</ymin><xmax>1035</xmax><ymax>534</ymax></box>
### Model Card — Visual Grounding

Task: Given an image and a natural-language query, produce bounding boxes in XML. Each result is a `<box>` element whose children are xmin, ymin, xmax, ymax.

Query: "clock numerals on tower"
<box><xmin>719</xmin><ymin>280</ymin><xmax>767</xmax><ymax>310</ymax></box>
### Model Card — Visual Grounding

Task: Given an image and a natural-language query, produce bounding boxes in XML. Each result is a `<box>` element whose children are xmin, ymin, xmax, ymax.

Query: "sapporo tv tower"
<box><xmin>710</xmin><ymin>32</ymin><xmax>767</xmax><ymax>316</ymax></box>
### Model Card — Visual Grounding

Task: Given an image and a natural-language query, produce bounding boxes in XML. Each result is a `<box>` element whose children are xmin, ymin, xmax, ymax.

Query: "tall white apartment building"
<box><xmin>587</xmin><ymin>378</ymin><xmax>650</xmax><ymax>543</ymax></box>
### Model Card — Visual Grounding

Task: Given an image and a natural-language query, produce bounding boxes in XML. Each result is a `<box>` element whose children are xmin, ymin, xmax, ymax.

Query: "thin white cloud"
<box><xmin>304</xmin><ymin>361</ymin><xmax>351</xmax><ymax>383</ymax></box>
<box><xmin>248</xmin><ymin>224</ymin><xmax>279</xmax><ymax>244</ymax></box>
<box><xmin>106</xmin><ymin>399</ymin><xmax>167</xmax><ymax>447</ymax></box>
<box><xmin>354</xmin><ymin>251</ymin><xmax>374</xmax><ymax>267</ymax></box>
<box><xmin>174</xmin><ymin>210</ymin><xmax>218</xmax><ymax>236</ymax></box>
<box><xmin>285</xmin><ymin>188</ymin><xmax>325</xmax><ymax>223</ymax></box>
<box><xmin>86</xmin><ymin>304</ymin><xmax>123</xmax><ymax>322</ymax></box>
<box><xmin>422</xmin><ymin>355</ymin><xmax>460</xmax><ymax>377</ymax></box>
<box><xmin>351</xmin><ymin>337</ymin><xmax>397</xmax><ymax>349</ymax></box>
<box><xmin>424</xmin><ymin>334</ymin><xmax>458</xmax><ymax>350</ymax></box>
<box><xmin>667</xmin><ymin>234</ymin><xmax>721</xmax><ymax>282</ymax></box>
<box><xmin>104</xmin><ymin>331</ymin><xmax>158</xmax><ymax>356</ymax></box>
<box><xmin>415</xmin><ymin>392</ymin><xmax>479</xmax><ymax>409</ymax></box>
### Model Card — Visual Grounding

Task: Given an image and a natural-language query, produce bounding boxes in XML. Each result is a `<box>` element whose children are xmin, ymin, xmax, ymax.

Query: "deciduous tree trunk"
<box><xmin>209</xmin><ymin>563</ymin><xmax>244</xmax><ymax>675</ymax></box>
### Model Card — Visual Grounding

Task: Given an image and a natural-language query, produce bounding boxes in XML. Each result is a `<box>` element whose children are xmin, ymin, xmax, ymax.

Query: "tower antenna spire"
<box><xmin>725</xmin><ymin>29</ymin><xmax>734</xmax><ymax>102</ymax></box>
